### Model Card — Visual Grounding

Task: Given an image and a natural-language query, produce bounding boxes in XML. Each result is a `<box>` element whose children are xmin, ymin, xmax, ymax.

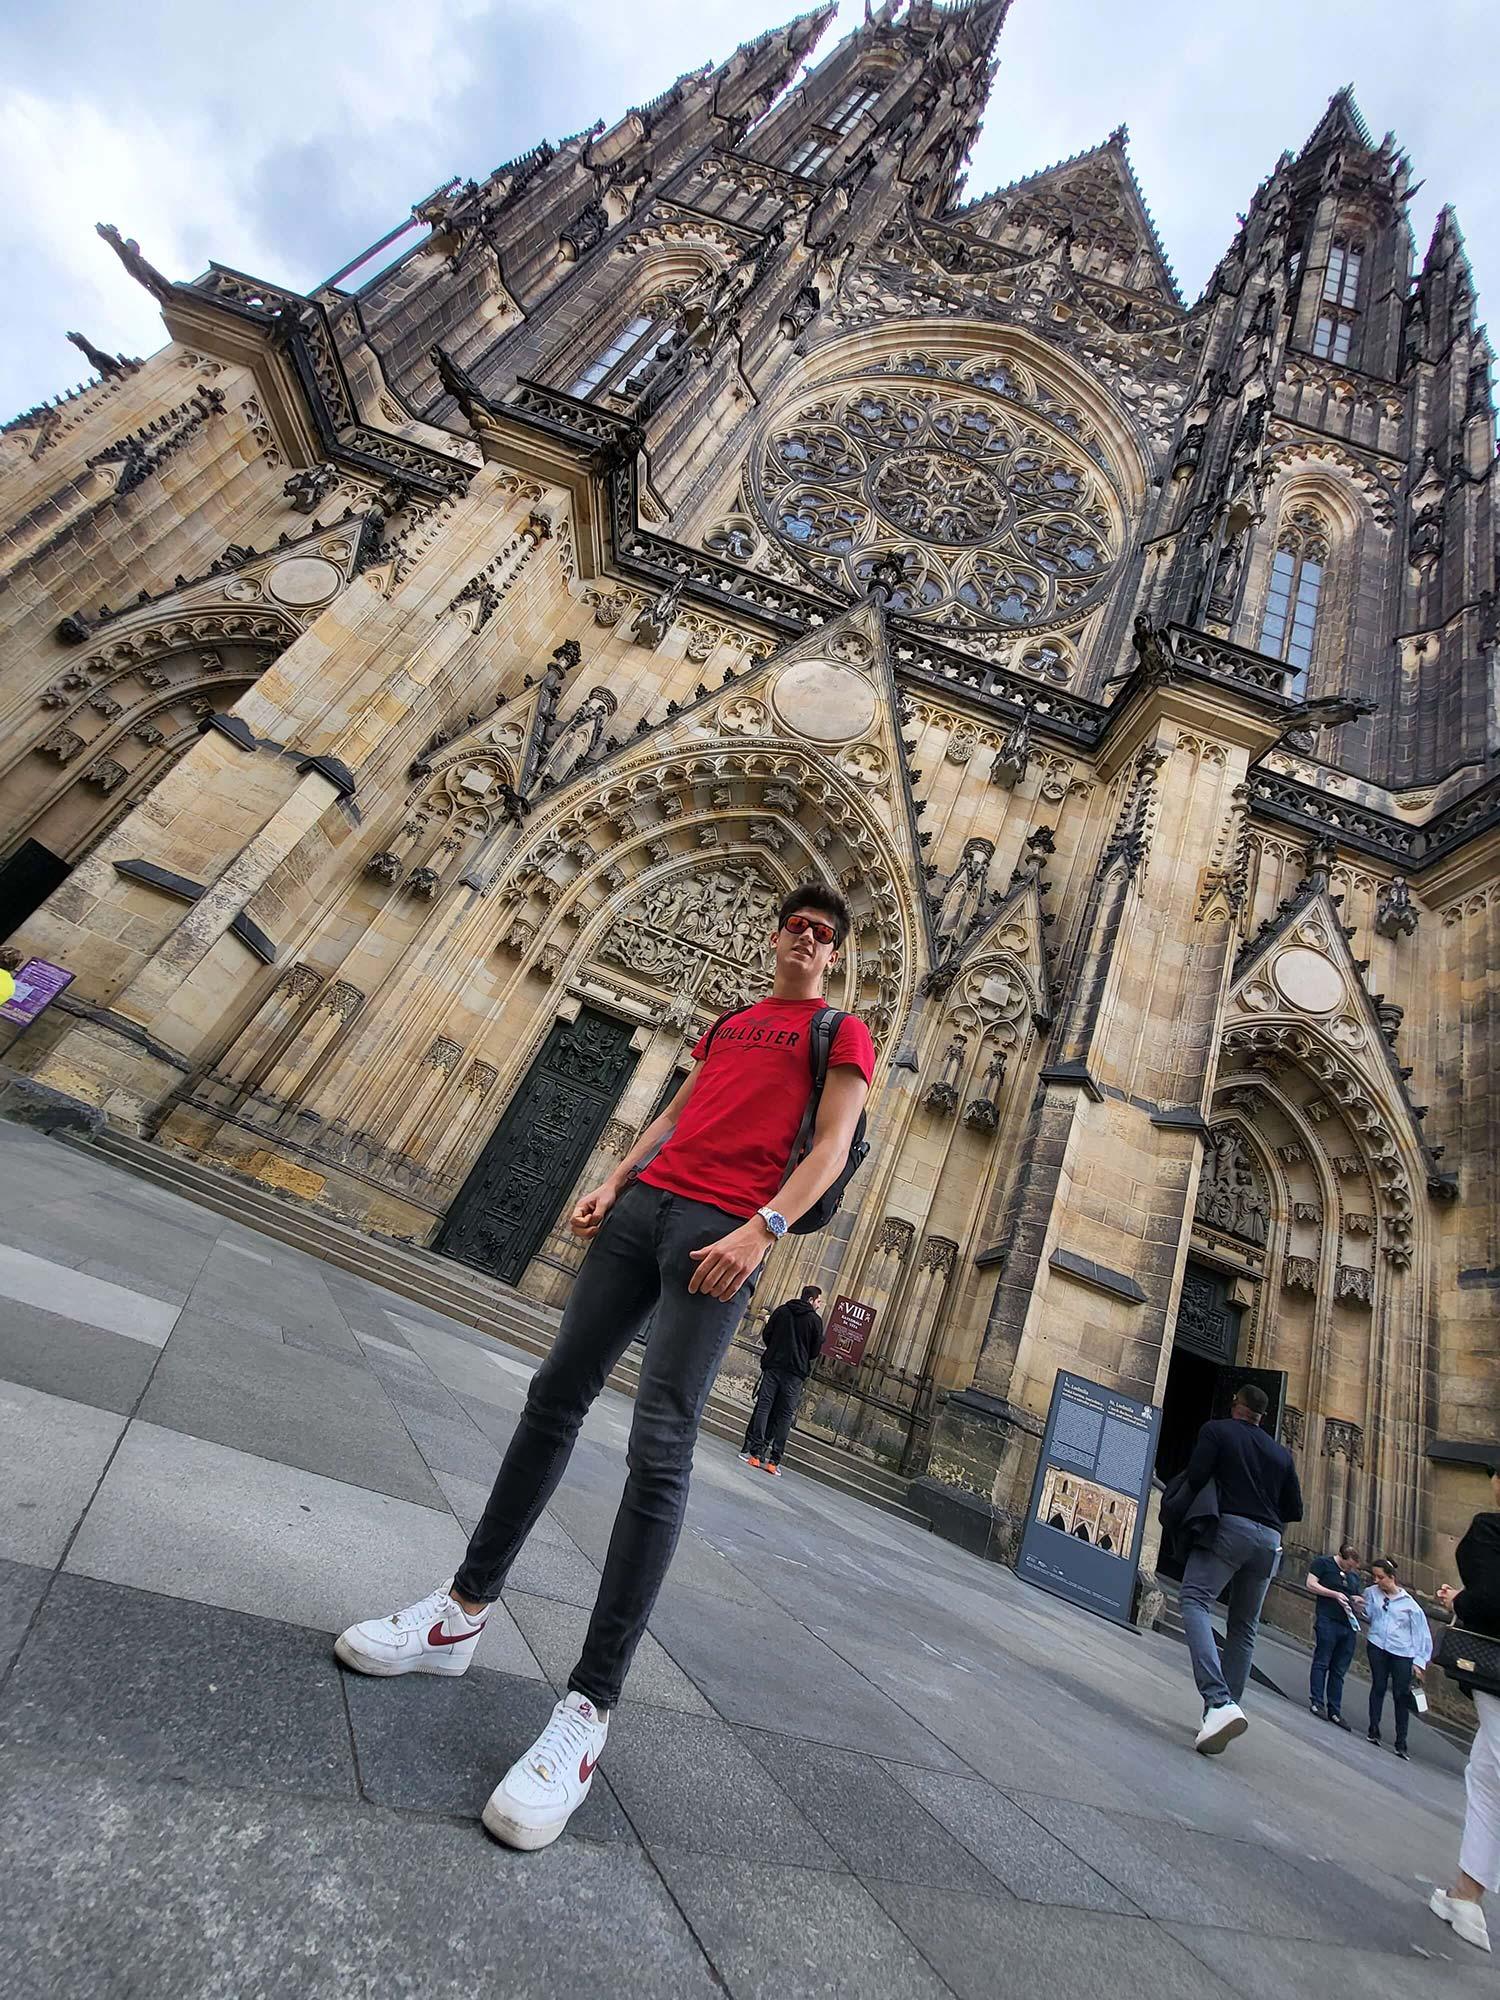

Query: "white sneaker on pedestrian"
<box><xmin>482</xmin><ymin>1691</ymin><xmax>610</xmax><ymax>1851</ymax></box>
<box><xmin>1194</xmin><ymin>1701</ymin><xmax>1248</xmax><ymax>1754</ymax></box>
<box><xmin>1431</xmin><ymin>1888</ymin><xmax>1492</xmax><ymax>1952</ymax></box>
<box><xmin>334</xmin><ymin>1580</ymin><xmax>487</xmax><ymax>1677</ymax></box>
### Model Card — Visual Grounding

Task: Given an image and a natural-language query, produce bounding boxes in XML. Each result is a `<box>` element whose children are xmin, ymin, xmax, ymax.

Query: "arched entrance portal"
<box><xmin>0</xmin><ymin>614</ymin><xmax>294</xmax><ymax>939</ymax></box>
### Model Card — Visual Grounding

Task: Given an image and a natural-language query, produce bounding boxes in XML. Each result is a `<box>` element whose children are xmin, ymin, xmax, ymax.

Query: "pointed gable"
<box><xmin>1295</xmin><ymin>85</ymin><xmax>1376</xmax><ymax>162</ymax></box>
<box><xmin>953</xmin><ymin>127</ymin><xmax>1182</xmax><ymax>305</ymax></box>
<box><xmin>1226</xmin><ymin>865</ymin><xmax>1450</xmax><ymax>1197</ymax></box>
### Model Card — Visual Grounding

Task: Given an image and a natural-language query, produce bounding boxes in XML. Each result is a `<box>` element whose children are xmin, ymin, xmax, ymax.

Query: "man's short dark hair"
<box><xmin>1339</xmin><ymin>1541</ymin><xmax>1360</xmax><ymax>1560</ymax></box>
<box><xmin>1233</xmin><ymin>1383</ymin><xmax>1269</xmax><ymax>1418</ymax></box>
<box><xmin>801</xmin><ymin>1285</ymin><xmax>822</xmax><ymax>1303</ymax></box>
<box><xmin>777</xmin><ymin>881</ymin><xmax>850</xmax><ymax>948</ymax></box>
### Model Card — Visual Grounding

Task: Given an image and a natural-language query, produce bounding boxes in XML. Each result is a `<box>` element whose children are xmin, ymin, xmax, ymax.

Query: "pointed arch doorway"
<box><xmin>1156</xmin><ymin>1257</ymin><xmax>1287</xmax><ymax>1577</ymax></box>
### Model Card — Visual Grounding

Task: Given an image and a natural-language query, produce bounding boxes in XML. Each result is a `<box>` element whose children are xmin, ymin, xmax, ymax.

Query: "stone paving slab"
<box><xmin>595</xmin><ymin>1706</ymin><xmax>841</xmax><ymax>1865</ymax></box>
<box><xmin>138</xmin><ymin>1312</ymin><xmax>447</xmax><ymax>1508</ymax></box>
<box><xmin>1</xmin><ymin>1754</ymin><xmax>722</xmax><ymax>2000</ymax></box>
<box><xmin>1163</xmin><ymin>1921</ymin><xmax>1492</xmax><ymax>1996</ymax></box>
<box><xmin>0</xmin><ymin>1381</ymin><xmax>124</xmax><ymax>1567</ymax></box>
<box><xmin>868</xmin><ymin>1884</ymin><xmax>1244</xmax><ymax>2000</ymax></box>
<box><xmin>0</xmin><ymin>1240</ymin><xmax>182</xmax><ymax>1342</ymax></box>
<box><xmin>886</xmin><ymin>1762</ymin><xmax>1142</xmax><ymax>1913</ymax></box>
<box><xmin>651</xmin><ymin>1848</ymin><xmax>954</xmax><ymax>2000</ymax></box>
<box><xmin>647</xmin><ymin>1578</ymin><xmax>968</xmax><ymax>1769</ymax></box>
<box><xmin>734</xmin><ymin>1730</ymin><xmax>998</xmax><ymax>1890</ymax></box>
<box><xmin>0</xmin><ymin>1299</ymin><xmax>159</xmax><ymax>1413</ymax></box>
<box><xmin>1013</xmin><ymin>1794</ymin><xmax>1431</xmax><ymax>1949</ymax></box>
<box><xmin>0</xmin><ymin>1557</ymin><xmax>48</xmax><ymax>1679</ymax></box>
<box><xmin>60</xmin><ymin>1421</ymin><xmax>543</xmax><ymax>1679</ymax></box>
<box><xmin>1</xmin><ymin>1573</ymin><xmax>355</xmax><ymax>1802</ymax></box>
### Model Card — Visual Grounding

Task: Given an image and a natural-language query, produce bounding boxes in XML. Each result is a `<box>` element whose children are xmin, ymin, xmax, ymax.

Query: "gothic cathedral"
<box><xmin>2</xmin><ymin>2</ymin><xmax>1496</xmax><ymax>1608</ymax></box>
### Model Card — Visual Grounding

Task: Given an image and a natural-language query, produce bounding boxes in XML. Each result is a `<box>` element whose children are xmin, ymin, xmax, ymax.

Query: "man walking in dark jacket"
<box><xmin>742</xmin><ymin>1286</ymin><xmax>824</xmax><ymax>1476</ymax></box>
<box><xmin>1179</xmin><ymin>1384</ymin><xmax>1304</xmax><ymax>1756</ymax></box>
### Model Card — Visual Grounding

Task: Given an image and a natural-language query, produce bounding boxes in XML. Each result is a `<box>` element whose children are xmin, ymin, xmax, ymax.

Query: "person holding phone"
<box><xmin>1363</xmin><ymin>1557</ymin><xmax>1432</xmax><ymax>1760</ymax></box>
<box><xmin>1306</xmin><ymin>1540</ymin><xmax>1364</xmax><ymax>1727</ymax></box>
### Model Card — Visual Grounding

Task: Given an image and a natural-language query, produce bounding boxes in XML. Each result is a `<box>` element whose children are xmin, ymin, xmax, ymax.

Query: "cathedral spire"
<box><xmin>1295</xmin><ymin>84</ymin><xmax>1375</xmax><ymax>161</ymax></box>
<box><xmin>710</xmin><ymin>4</ymin><xmax>838</xmax><ymax>129</ymax></box>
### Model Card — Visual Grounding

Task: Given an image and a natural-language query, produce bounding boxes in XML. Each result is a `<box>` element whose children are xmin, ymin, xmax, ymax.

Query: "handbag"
<box><xmin>1436</xmin><ymin>1623</ymin><xmax>1500</xmax><ymax>1698</ymax></box>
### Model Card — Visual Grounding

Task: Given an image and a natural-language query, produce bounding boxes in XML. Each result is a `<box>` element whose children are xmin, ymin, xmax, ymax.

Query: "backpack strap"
<box><xmin>791</xmin><ymin>1005</ymin><xmax>846</xmax><ymax>1161</ymax></box>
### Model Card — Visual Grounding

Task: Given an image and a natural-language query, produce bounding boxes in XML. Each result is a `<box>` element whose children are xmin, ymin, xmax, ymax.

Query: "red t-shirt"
<box><xmin>639</xmin><ymin>998</ymin><xmax>875</xmax><ymax>1219</ymax></box>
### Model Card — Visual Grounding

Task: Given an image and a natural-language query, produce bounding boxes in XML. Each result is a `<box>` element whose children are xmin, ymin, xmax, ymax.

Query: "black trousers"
<box><xmin>1367</xmin><ymin>1642</ymin><xmax>1415</xmax><ymax>1751</ymax></box>
<box><xmin>743</xmin><ymin>1366</ymin><xmax>807</xmax><ymax>1466</ymax></box>
<box><xmin>1310</xmin><ymin>1621</ymin><xmax>1357</xmax><ymax>1715</ymax></box>
<box><xmin>452</xmin><ymin>1180</ymin><xmax>751</xmax><ymax>1710</ymax></box>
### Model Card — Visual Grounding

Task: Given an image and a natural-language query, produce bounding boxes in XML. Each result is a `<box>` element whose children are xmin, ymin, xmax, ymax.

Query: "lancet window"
<box><xmin>568</xmin><ymin>305</ymin><xmax>679</xmax><ymax>401</ymax></box>
<box><xmin>1258</xmin><ymin>504</ymin><xmax>1330</xmax><ymax>696</ymax></box>
<box><xmin>782</xmin><ymin>81</ymin><xmax>881</xmax><ymax>178</ymax></box>
<box><xmin>1312</xmin><ymin>240</ymin><xmax>1363</xmax><ymax>364</ymax></box>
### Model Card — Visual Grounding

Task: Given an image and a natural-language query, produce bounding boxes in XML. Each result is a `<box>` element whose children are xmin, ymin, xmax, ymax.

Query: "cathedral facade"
<box><xmin>2</xmin><ymin>1</ymin><xmax>1496</xmax><ymax>1612</ymax></box>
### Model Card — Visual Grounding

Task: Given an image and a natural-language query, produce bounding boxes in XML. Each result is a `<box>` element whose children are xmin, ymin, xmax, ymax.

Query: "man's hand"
<box><xmin>688</xmin><ymin>1218</ymin><xmax>770</xmax><ymax>1300</ymax></box>
<box><xmin>1414</xmin><ymin>1665</ymin><xmax>1425</xmax><ymax>1680</ymax></box>
<box><xmin>570</xmin><ymin>1178</ymin><xmax>621</xmax><ymax>1239</ymax></box>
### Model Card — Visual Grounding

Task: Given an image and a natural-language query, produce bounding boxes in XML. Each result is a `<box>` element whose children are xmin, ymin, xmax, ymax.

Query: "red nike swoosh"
<box><xmin>427</xmin><ymin>1620</ymin><xmax>481</xmax><ymax>1648</ymax></box>
<box><xmin>579</xmin><ymin>1750</ymin><xmax>600</xmax><ymax>1783</ymax></box>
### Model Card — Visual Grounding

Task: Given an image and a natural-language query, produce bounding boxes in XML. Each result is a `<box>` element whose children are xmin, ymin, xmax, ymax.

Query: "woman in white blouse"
<box><xmin>1363</xmin><ymin>1557</ymin><xmax>1432</xmax><ymax>1761</ymax></box>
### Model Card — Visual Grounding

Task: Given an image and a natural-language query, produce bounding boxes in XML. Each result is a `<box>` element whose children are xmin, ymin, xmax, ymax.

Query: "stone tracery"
<box><xmin>752</xmin><ymin>364</ymin><xmax>1119</xmax><ymax>635</ymax></box>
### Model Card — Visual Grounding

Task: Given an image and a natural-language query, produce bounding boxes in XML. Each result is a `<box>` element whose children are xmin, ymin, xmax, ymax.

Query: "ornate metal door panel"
<box><xmin>436</xmin><ymin>1009</ymin><xmax>637</xmax><ymax>1286</ymax></box>
<box><xmin>1173</xmin><ymin>1261</ymin><xmax>1244</xmax><ymax>1362</ymax></box>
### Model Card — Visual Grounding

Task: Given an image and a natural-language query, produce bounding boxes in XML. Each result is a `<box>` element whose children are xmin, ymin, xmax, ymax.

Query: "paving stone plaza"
<box><xmin>0</xmin><ymin>1117</ymin><xmax>1488</xmax><ymax>1997</ymax></box>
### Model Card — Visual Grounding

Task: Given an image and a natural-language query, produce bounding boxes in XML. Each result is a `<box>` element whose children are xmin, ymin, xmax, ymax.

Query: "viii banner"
<box><xmin>1015</xmin><ymin>1370</ymin><xmax>1162</xmax><ymax>1628</ymax></box>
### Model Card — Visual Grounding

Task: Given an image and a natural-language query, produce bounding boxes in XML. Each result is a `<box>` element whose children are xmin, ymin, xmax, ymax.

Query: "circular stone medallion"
<box><xmin>770</xmin><ymin>659</ymin><xmax>878</xmax><ymax>746</ymax></box>
<box><xmin>1271</xmin><ymin>945</ymin><xmax>1344</xmax><ymax>1015</ymax></box>
<box><xmin>264</xmin><ymin>555</ymin><xmax>342</xmax><ymax>608</ymax></box>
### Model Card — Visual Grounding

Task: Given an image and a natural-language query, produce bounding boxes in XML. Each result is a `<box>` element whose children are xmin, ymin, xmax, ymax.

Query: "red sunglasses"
<box><xmin>783</xmin><ymin>913</ymin><xmax>838</xmax><ymax>946</ymax></box>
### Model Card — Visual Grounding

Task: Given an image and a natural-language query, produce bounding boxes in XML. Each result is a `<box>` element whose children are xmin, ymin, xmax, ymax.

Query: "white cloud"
<box><xmin>0</xmin><ymin>0</ymin><xmax>1493</xmax><ymax>415</ymax></box>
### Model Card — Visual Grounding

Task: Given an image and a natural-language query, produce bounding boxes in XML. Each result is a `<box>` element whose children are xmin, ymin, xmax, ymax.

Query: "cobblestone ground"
<box><xmin>0</xmin><ymin>1120</ymin><xmax>1486</xmax><ymax>1998</ymax></box>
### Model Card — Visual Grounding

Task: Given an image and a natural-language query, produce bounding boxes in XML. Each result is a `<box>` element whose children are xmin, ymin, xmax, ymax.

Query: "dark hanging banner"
<box><xmin>1015</xmin><ymin>1370</ymin><xmax>1162</xmax><ymax>1628</ymax></box>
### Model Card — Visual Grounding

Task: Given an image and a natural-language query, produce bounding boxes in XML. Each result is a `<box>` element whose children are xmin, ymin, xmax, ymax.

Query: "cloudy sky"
<box><xmin>2</xmin><ymin>0</ymin><xmax>1493</xmax><ymax>417</ymax></box>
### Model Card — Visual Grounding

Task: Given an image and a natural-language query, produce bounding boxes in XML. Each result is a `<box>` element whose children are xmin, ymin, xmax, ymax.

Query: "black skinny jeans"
<box><xmin>452</xmin><ymin>1179</ymin><xmax>752</xmax><ymax>1710</ymax></box>
<box><xmin>743</xmin><ymin>1368</ymin><xmax>807</xmax><ymax>1466</ymax></box>
<box><xmin>1367</xmin><ymin>1642</ymin><xmax>1416</xmax><ymax>1751</ymax></box>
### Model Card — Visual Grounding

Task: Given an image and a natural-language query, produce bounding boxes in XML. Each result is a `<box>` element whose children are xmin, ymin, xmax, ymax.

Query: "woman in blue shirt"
<box><xmin>1364</xmin><ymin>1557</ymin><xmax>1433</xmax><ymax>1759</ymax></box>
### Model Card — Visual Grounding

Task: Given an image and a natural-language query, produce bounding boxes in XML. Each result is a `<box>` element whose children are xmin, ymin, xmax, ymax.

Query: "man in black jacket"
<box><xmin>741</xmin><ymin>1286</ymin><xmax>824</xmax><ymax>1477</ymax></box>
<box><xmin>1179</xmin><ymin>1384</ymin><xmax>1304</xmax><ymax>1756</ymax></box>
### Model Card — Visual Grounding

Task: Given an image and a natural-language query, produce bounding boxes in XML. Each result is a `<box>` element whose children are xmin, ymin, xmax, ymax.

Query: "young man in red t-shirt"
<box><xmin>336</xmin><ymin>882</ymin><xmax>873</xmax><ymax>1849</ymax></box>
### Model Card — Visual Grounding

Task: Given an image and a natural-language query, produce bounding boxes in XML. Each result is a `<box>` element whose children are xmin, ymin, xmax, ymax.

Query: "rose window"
<box><xmin>752</xmin><ymin>370</ymin><xmax>1120</xmax><ymax>634</ymax></box>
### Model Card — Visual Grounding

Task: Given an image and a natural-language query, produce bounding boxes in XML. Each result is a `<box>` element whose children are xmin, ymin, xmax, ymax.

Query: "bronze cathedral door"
<box><xmin>436</xmin><ymin>1008</ymin><xmax>638</xmax><ymax>1286</ymax></box>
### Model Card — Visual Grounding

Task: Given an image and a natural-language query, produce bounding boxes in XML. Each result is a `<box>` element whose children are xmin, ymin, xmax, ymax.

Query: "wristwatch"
<box><xmin>756</xmin><ymin>1206</ymin><xmax>788</xmax><ymax>1240</ymax></box>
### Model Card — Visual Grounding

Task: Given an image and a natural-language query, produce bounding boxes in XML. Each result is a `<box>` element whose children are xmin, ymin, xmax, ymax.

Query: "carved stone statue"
<box><xmin>1194</xmin><ymin>1127</ymin><xmax>1270</xmax><ymax>1246</ymax></box>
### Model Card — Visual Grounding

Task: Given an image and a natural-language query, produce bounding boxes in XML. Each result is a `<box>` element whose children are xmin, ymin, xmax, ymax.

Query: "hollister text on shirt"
<box><xmin>641</xmin><ymin>998</ymin><xmax>875</xmax><ymax>1220</ymax></box>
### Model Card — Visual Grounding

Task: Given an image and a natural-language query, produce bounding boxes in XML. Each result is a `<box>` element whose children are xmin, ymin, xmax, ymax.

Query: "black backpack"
<box><xmin>702</xmin><ymin>1002</ymin><xmax>869</xmax><ymax>1236</ymax></box>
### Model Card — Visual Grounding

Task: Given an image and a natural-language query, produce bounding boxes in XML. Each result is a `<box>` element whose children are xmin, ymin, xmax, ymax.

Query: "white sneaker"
<box><xmin>334</xmin><ymin>1580</ymin><xmax>487</xmax><ymax>1677</ymax></box>
<box><xmin>1431</xmin><ymin>1888</ymin><xmax>1492</xmax><ymax>1952</ymax></box>
<box><xmin>482</xmin><ymin>1691</ymin><xmax>609</xmax><ymax>1851</ymax></box>
<box><xmin>1195</xmin><ymin>1701</ymin><xmax>1248</xmax><ymax>1754</ymax></box>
